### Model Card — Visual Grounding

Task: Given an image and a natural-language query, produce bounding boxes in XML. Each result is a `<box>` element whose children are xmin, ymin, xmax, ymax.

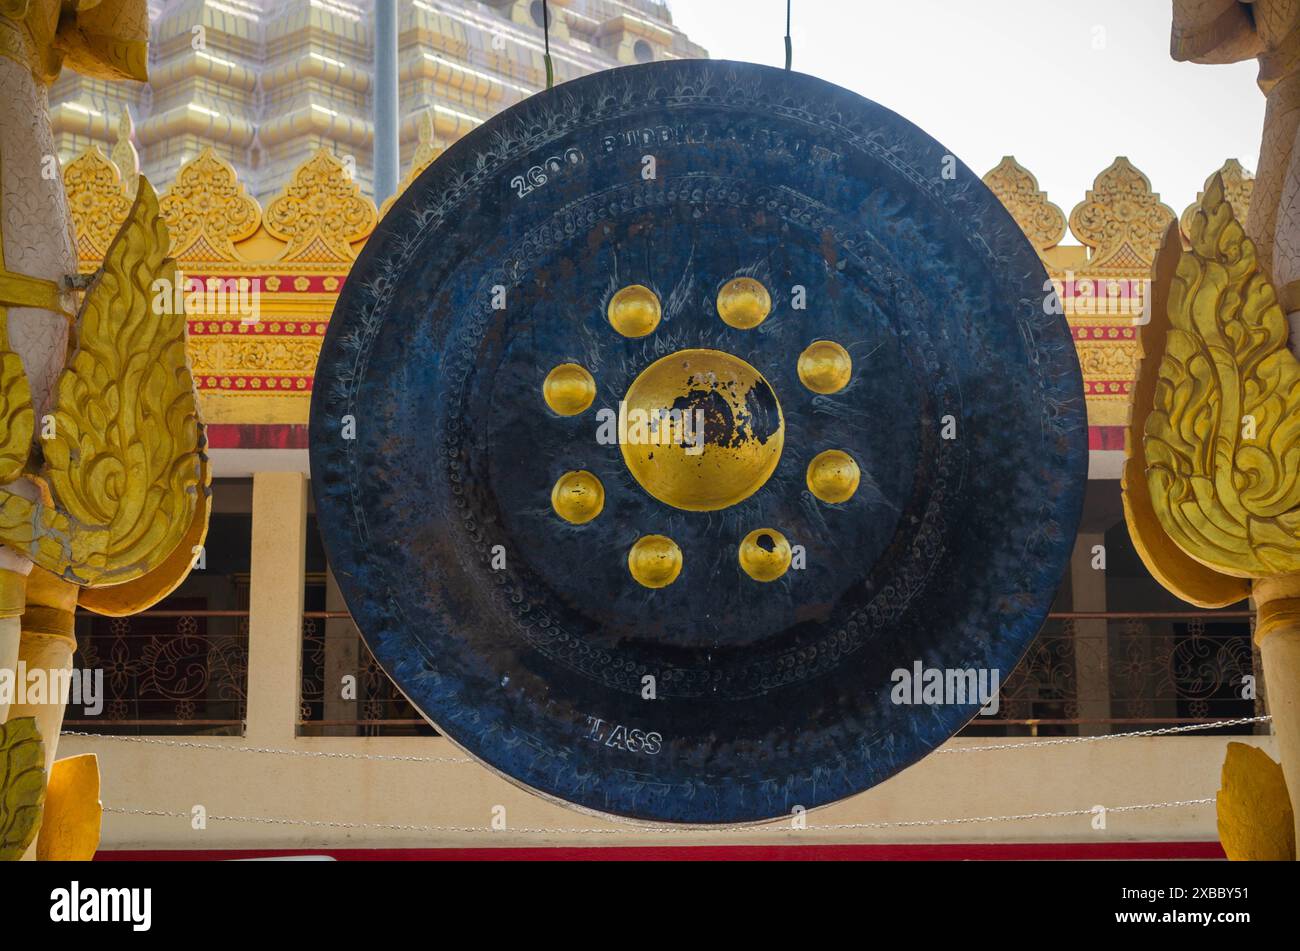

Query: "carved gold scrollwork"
<box><xmin>1070</xmin><ymin>157</ymin><xmax>1177</xmax><ymax>270</ymax></box>
<box><xmin>983</xmin><ymin>156</ymin><xmax>1067</xmax><ymax>253</ymax></box>
<box><xmin>1123</xmin><ymin>222</ymin><xmax>1250</xmax><ymax>607</ymax></box>
<box><xmin>0</xmin><ymin>177</ymin><xmax>207</xmax><ymax>586</ymax></box>
<box><xmin>159</xmin><ymin>148</ymin><xmax>262</xmax><ymax>260</ymax></box>
<box><xmin>63</xmin><ymin>146</ymin><xmax>132</xmax><ymax>261</ymax></box>
<box><xmin>1145</xmin><ymin>174</ymin><xmax>1300</xmax><ymax>578</ymax></box>
<box><xmin>264</xmin><ymin>148</ymin><xmax>378</xmax><ymax>261</ymax></box>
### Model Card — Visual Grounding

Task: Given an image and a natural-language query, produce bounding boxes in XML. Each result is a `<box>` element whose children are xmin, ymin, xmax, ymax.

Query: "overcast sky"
<box><xmin>668</xmin><ymin>0</ymin><xmax>1266</xmax><ymax>225</ymax></box>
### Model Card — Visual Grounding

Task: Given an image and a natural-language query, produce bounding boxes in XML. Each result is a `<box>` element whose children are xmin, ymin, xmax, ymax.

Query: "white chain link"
<box><xmin>104</xmin><ymin>797</ymin><xmax>1215</xmax><ymax>836</ymax></box>
<box><xmin>63</xmin><ymin>715</ymin><xmax>1272</xmax><ymax>764</ymax></box>
<box><xmin>935</xmin><ymin>715</ymin><xmax>1272</xmax><ymax>753</ymax></box>
<box><xmin>58</xmin><ymin>731</ymin><xmax>473</xmax><ymax>764</ymax></box>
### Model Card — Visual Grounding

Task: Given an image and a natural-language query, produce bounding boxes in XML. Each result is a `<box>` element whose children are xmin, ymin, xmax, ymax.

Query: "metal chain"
<box><xmin>63</xmin><ymin>715</ymin><xmax>1271</xmax><ymax>765</ymax></box>
<box><xmin>104</xmin><ymin>797</ymin><xmax>1213</xmax><ymax>836</ymax></box>
<box><xmin>58</xmin><ymin>731</ymin><xmax>474</xmax><ymax>765</ymax></box>
<box><xmin>935</xmin><ymin>715</ymin><xmax>1272</xmax><ymax>754</ymax></box>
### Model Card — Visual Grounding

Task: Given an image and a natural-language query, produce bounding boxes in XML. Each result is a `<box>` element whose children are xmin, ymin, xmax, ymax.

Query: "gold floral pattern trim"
<box><xmin>63</xmin><ymin>146</ymin><xmax>132</xmax><ymax>260</ymax></box>
<box><xmin>983</xmin><ymin>156</ymin><xmax>1066</xmax><ymax>252</ymax></box>
<box><xmin>1069</xmin><ymin>157</ymin><xmax>1176</xmax><ymax>271</ymax></box>
<box><xmin>264</xmin><ymin>148</ymin><xmax>377</xmax><ymax>261</ymax></box>
<box><xmin>159</xmin><ymin>147</ymin><xmax>262</xmax><ymax>260</ymax></box>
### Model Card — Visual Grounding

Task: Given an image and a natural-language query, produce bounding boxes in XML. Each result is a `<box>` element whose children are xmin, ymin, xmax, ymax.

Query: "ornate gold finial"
<box><xmin>110</xmin><ymin>105</ymin><xmax>139</xmax><ymax>196</ymax></box>
<box><xmin>379</xmin><ymin>108</ymin><xmax>445</xmax><ymax>218</ymax></box>
<box><xmin>63</xmin><ymin>146</ymin><xmax>132</xmax><ymax>262</ymax></box>
<box><xmin>159</xmin><ymin>147</ymin><xmax>262</xmax><ymax>260</ymax></box>
<box><xmin>738</xmin><ymin>528</ymin><xmax>793</xmax><ymax>582</ymax></box>
<box><xmin>1144</xmin><ymin>174</ymin><xmax>1300</xmax><ymax>578</ymax></box>
<box><xmin>983</xmin><ymin>156</ymin><xmax>1067</xmax><ymax>253</ymax></box>
<box><xmin>1069</xmin><ymin>157</ymin><xmax>1176</xmax><ymax>270</ymax></box>
<box><xmin>265</xmin><ymin>148</ymin><xmax>378</xmax><ymax>261</ymax></box>
<box><xmin>412</xmin><ymin>108</ymin><xmax>440</xmax><ymax>172</ymax></box>
<box><xmin>1181</xmin><ymin>159</ymin><xmax>1254</xmax><ymax>240</ymax></box>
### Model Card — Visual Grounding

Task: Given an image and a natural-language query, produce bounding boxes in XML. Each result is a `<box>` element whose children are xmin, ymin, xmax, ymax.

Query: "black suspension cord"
<box><xmin>785</xmin><ymin>0</ymin><xmax>793</xmax><ymax>70</ymax></box>
<box><xmin>543</xmin><ymin>0</ymin><xmax>555</xmax><ymax>89</ymax></box>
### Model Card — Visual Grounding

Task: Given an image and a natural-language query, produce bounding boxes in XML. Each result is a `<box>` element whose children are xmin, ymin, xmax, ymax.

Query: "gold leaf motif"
<box><xmin>0</xmin><ymin>177</ymin><xmax>206</xmax><ymax>585</ymax></box>
<box><xmin>983</xmin><ymin>156</ymin><xmax>1066</xmax><ymax>253</ymax></box>
<box><xmin>1124</xmin><ymin>223</ymin><xmax>1250</xmax><ymax>607</ymax></box>
<box><xmin>264</xmin><ymin>149</ymin><xmax>377</xmax><ymax>261</ymax></box>
<box><xmin>1217</xmin><ymin>742</ymin><xmax>1295</xmax><ymax>861</ymax></box>
<box><xmin>79</xmin><ymin>448</ymin><xmax>211</xmax><ymax>616</ymax></box>
<box><xmin>159</xmin><ymin>148</ymin><xmax>262</xmax><ymax>260</ymax></box>
<box><xmin>1145</xmin><ymin>174</ymin><xmax>1300</xmax><ymax>577</ymax></box>
<box><xmin>0</xmin><ymin>346</ymin><xmax>34</xmax><ymax>484</ymax></box>
<box><xmin>63</xmin><ymin>146</ymin><xmax>132</xmax><ymax>261</ymax></box>
<box><xmin>1069</xmin><ymin>158</ymin><xmax>1176</xmax><ymax>271</ymax></box>
<box><xmin>0</xmin><ymin>717</ymin><xmax>45</xmax><ymax>862</ymax></box>
<box><xmin>110</xmin><ymin>105</ymin><xmax>139</xmax><ymax>197</ymax></box>
<box><xmin>36</xmin><ymin>753</ymin><xmax>101</xmax><ymax>860</ymax></box>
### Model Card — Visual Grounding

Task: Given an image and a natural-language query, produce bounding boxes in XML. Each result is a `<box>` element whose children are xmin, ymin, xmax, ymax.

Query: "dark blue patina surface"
<box><xmin>309</xmin><ymin>60</ymin><xmax>1087</xmax><ymax>824</ymax></box>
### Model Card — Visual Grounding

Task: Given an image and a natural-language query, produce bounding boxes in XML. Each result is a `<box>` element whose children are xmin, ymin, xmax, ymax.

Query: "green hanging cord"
<box><xmin>784</xmin><ymin>0</ymin><xmax>793</xmax><ymax>70</ymax></box>
<box><xmin>543</xmin><ymin>0</ymin><xmax>555</xmax><ymax>90</ymax></box>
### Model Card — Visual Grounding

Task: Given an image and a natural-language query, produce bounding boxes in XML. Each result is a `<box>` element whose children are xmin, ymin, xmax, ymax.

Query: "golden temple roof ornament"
<box><xmin>159</xmin><ymin>147</ymin><xmax>263</xmax><ymax>261</ymax></box>
<box><xmin>62</xmin><ymin>146</ymin><xmax>132</xmax><ymax>264</ymax></box>
<box><xmin>380</xmin><ymin>108</ymin><xmax>444</xmax><ymax>218</ymax></box>
<box><xmin>1069</xmin><ymin>157</ymin><xmax>1176</xmax><ymax>271</ymax></box>
<box><xmin>983</xmin><ymin>156</ymin><xmax>1066</xmax><ymax>253</ymax></box>
<box><xmin>265</xmin><ymin>148</ymin><xmax>378</xmax><ymax>262</ymax></box>
<box><xmin>110</xmin><ymin>105</ymin><xmax>138</xmax><ymax>197</ymax></box>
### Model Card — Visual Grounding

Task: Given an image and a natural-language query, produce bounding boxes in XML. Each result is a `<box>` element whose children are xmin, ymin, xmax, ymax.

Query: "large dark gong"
<box><xmin>310</xmin><ymin>60</ymin><xmax>1087</xmax><ymax>824</ymax></box>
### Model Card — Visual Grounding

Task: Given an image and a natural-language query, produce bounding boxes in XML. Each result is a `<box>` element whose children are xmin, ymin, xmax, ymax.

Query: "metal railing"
<box><xmin>61</xmin><ymin>608</ymin><xmax>1263</xmax><ymax>739</ymax></box>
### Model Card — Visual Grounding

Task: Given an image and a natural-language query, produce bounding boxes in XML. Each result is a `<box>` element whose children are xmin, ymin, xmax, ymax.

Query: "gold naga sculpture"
<box><xmin>0</xmin><ymin>0</ymin><xmax>209</xmax><ymax>859</ymax></box>
<box><xmin>1125</xmin><ymin>0</ymin><xmax>1300</xmax><ymax>860</ymax></box>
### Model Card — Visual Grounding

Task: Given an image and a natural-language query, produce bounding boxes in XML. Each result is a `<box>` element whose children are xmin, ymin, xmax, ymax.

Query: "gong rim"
<box><xmin>309</xmin><ymin>60</ymin><xmax>1087</xmax><ymax>825</ymax></box>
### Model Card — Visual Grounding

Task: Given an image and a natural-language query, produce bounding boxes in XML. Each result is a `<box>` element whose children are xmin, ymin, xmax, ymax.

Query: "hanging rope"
<box><xmin>543</xmin><ymin>0</ymin><xmax>555</xmax><ymax>90</ymax></box>
<box><xmin>784</xmin><ymin>0</ymin><xmax>793</xmax><ymax>70</ymax></box>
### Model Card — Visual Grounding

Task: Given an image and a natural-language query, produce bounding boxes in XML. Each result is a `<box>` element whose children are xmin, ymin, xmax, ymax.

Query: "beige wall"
<box><xmin>64</xmin><ymin>732</ymin><xmax>1263</xmax><ymax>850</ymax></box>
